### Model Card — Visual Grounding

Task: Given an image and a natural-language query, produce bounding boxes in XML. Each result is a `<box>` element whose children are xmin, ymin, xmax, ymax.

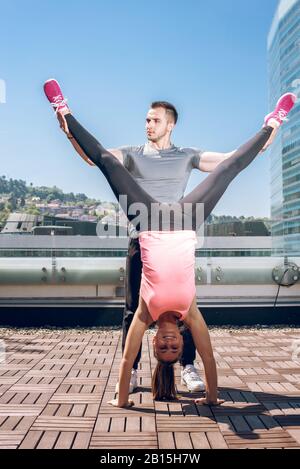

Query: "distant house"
<box><xmin>47</xmin><ymin>202</ymin><xmax>61</xmax><ymax>209</ymax></box>
<box><xmin>71</xmin><ymin>209</ymin><xmax>85</xmax><ymax>218</ymax></box>
<box><xmin>1</xmin><ymin>213</ymin><xmax>42</xmax><ymax>235</ymax></box>
<box><xmin>56</xmin><ymin>213</ymin><xmax>73</xmax><ymax>219</ymax></box>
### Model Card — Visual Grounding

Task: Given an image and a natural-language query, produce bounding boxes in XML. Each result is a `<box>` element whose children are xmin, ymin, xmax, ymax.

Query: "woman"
<box><xmin>44</xmin><ymin>79</ymin><xmax>296</xmax><ymax>407</ymax></box>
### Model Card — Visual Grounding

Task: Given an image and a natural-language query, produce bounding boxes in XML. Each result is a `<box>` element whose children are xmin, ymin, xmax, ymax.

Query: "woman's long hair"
<box><xmin>152</xmin><ymin>354</ymin><xmax>182</xmax><ymax>400</ymax></box>
<box><xmin>152</xmin><ymin>319</ymin><xmax>183</xmax><ymax>400</ymax></box>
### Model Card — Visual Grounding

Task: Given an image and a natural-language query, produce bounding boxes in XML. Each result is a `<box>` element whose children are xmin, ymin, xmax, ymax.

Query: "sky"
<box><xmin>0</xmin><ymin>0</ymin><xmax>280</xmax><ymax>217</ymax></box>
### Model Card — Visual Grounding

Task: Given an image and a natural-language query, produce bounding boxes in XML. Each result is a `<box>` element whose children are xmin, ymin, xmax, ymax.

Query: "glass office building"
<box><xmin>268</xmin><ymin>0</ymin><xmax>300</xmax><ymax>256</ymax></box>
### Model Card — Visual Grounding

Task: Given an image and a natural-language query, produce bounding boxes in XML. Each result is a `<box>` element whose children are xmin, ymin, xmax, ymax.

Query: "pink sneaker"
<box><xmin>264</xmin><ymin>92</ymin><xmax>297</xmax><ymax>127</ymax></box>
<box><xmin>43</xmin><ymin>79</ymin><xmax>70</xmax><ymax>114</ymax></box>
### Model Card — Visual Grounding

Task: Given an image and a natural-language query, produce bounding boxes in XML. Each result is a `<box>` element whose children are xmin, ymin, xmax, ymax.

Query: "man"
<box><xmin>56</xmin><ymin>93</ymin><xmax>275</xmax><ymax>393</ymax></box>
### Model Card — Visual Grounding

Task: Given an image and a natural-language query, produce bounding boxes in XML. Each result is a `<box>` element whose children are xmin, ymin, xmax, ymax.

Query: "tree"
<box><xmin>25</xmin><ymin>206</ymin><xmax>41</xmax><ymax>215</ymax></box>
<box><xmin>7</xmin><ymin>194</ymin><xmax>17</xmax><ymax>211</ymax></box>
<box><xmin>75</xmin><ymin>193</ymin><xmax>88</xmax><ymax>202</ymax></box>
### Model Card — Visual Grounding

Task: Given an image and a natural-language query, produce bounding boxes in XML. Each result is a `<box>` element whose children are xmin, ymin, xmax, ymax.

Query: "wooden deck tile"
<box><xmin>0</xmin><ymin>328</ymin><xmax>298</xmax><ymax>449</ymax></box>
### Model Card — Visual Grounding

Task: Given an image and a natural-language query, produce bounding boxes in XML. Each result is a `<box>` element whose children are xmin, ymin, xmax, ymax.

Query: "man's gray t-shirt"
<box><xmin>117</xmin><ymin>142</ymin><xmax>204</xmax><ymax>238</ymax></box>
<box><xmin>118</xmin><ymin>142</ymin><xmax>203</xmax><ymax>203</ymax></box>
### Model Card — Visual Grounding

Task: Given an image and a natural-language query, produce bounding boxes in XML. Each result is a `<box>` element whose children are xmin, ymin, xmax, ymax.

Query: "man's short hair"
<box><xmin>151</xmin><ymin>101</ymin><xmax>178</xmax><ymax>124</ymax></box>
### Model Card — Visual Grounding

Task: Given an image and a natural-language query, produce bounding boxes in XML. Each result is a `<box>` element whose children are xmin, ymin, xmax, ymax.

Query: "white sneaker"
<box><xmin>115</xmin><ymin>369</ymin><xmax>138</xmax><ymax>394</ymax></box>
<box><xmin>181</xmin><ymin>365</ymin><xmax>205</xmax><ymax>392</ymax></box>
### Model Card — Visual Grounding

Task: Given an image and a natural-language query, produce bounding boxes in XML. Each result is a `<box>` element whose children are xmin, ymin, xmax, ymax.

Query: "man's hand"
<box><xmin>57</xmin><ymin>111</ymin><xmax>70</xmax><ymax>135</ymax></box>
<box><xmin>57</xmin><ymin>110</ymin><xmax>95</xmax><ymax>166</ymax></box>
<box><xmin>260</xmin><ymin>125</ymin><xmax>279</xmax><ymax>153</ymax></box>
<box><xmin>108</xmin><ymin>399</ymin><xmax>135</xmax><ymax>408</ymax></box>
<box><xmin>194</xmin><ymin>397</ymin><xmax>225</xmax><ymax>406</ymax></box>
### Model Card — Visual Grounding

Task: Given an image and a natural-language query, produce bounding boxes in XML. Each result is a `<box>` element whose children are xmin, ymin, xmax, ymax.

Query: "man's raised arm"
<box><xmin>57</xmin><ymin>111</ymin><xmax>124</xmax><ymax>166</ymax></box>
<box><xmin>197</xmin><ymin>126</ymin><xmax>278</xmax><ymax>173</ymax></box>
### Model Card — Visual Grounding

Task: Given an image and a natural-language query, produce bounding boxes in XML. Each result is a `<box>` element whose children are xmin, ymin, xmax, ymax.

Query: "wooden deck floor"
<box><xmin>0</xmin><ymin>328</ymin><xmax>300</xmax><ymax>449</ymax></box>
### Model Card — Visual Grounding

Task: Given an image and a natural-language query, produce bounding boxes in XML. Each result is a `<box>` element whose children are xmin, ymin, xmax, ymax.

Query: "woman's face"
<box><xmin>153</xmin><ymin>322</ymin><xmax>183</xmax><ymax>362</ymax></box>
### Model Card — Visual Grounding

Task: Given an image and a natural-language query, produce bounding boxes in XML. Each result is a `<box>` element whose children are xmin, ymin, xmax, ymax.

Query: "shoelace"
<box><xmin>185</xmin><ymin>369</ymin><xmax>202</xmax><ymax>381</ymax></box>
<box><xmin>51</xmin><ymin>95</ymin><xmax>68</xmax><ymax>114</ymax></box>
<box><xmin>276</xmin><ymin>108</ymin><xmax>289</xmax><ymax>122</ymax></box>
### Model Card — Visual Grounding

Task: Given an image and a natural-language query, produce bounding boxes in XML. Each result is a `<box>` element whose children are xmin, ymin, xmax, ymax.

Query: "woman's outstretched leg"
<box><xmin>64</xmin><ymin>113</ymin><xmax>156</xmax><ymax>223</ymax></box>
<box><xmin>43</xmin><ymin>80</ymin><xmax>156</xmax><ymax>227</ymax></box>
<box><xmin>180</xmin><ymin>125</ymin><xmax>274</xmax><ymax>229</ymax></box>
<box><xmin>180</xmin><ymin>91</ymin><xmax>297</xmax><ymax>229</ymax></box>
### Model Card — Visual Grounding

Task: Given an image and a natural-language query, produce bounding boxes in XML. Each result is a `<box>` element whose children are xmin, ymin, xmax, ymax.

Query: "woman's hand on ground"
<box><xmin>108</xmin><ymin>399</ymin><xmax>135</xmax><ymax>408</ymax></box>
<box><xmin>194</xmin><ymin>397</ymin><xmax>225</xmax><ymax>406</ymax></box>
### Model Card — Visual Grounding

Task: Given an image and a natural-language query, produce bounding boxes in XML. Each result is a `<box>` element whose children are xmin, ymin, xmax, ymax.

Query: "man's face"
<box><xmin>145</xmin><ymin>107</ymin><xmax>175</xmax><ymax>142</ymax></box>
